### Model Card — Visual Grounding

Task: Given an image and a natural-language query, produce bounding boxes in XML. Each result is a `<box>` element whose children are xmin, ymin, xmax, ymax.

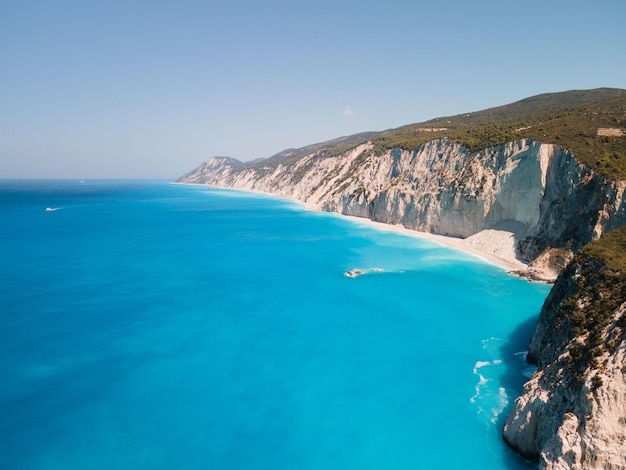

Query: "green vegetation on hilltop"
<box><xmin>579</xmin><ymin>223</ymin><xmax>626</xmax><ymax>275</ymax></box>
<box><xmin>433</xmin><ymin>87</ymin><xmax>626</xmax><ymax>124</ymax></box>
<box><xmin>518</xmin><ymin>97</ymin><xmax>626</xmax><ymax>178</ymax></box>
<box><xmin>370</xmin><ymin>92</ymin><xmax>626</xmax><ymax>179</ymax></box>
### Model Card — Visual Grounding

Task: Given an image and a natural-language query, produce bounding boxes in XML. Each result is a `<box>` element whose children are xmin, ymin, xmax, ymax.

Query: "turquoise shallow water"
<box><xmin>0</xmin><ymin>180</ymin><xmax>549</xmax><ymax>469</ymax></box>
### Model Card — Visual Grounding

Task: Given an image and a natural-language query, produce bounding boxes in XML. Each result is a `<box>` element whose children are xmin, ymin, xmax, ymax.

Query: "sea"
<box><xmin>0</xmin><ymin>180</ymin><xmax>550</xmax><ymax>469</ymax></box>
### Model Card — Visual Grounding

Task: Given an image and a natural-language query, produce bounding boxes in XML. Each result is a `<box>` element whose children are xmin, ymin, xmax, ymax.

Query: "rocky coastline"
<box><xmin>503</xmin><ymin>229</ymin><xmax>626</xmax><ymax>469</ymax></box>
<box><xmin>177</xmin><ymin>138</ymin><xmax>626</xmax><ymax>283</ymax></box>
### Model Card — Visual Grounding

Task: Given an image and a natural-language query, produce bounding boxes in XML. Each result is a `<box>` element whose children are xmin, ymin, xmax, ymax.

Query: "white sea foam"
<box><xmin>471</xmin><ymin>360</ymin><xmax>497</xmax><ymax>403</ymax></box>
<box><xmin>471</xmin><ymin>359</ymin><xmax>508</xmax><ymax>424</ymax></box>
<box><xmin>472</xmin><ymin>351</ymin><xmax>523</xmax><ymax>423</ymax></box>
<box><xmin>490</xmin><ymin>387</ymin><xmax>509</xmax><ymax>424</ymax></box>
<box><xmin>473</xmin><ymin>360</ymin><xmax>492</xmax><ymax>373</ymax></box>
<box><xmin>481</xmin><ymin>337</ymin><xmax>502</xmax><ymax>348</ymax></box>
<box><xmin>471</xmin><ymin>383</ymin><xmax>482</xmax><ymax>404</ymax></box>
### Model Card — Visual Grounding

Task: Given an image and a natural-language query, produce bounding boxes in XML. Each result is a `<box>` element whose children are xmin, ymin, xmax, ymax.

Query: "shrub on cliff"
<box><xmin>555</xmin><ymin>225</ymin><xmax>626</xmax><ymax>384</ymax></box>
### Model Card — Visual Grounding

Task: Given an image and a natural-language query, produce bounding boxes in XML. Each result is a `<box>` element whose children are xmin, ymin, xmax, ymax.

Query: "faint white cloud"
<box><xmin>343</xmin><ymin>107</ymin><xmax>355</xmax><ymax>116</ymax></box>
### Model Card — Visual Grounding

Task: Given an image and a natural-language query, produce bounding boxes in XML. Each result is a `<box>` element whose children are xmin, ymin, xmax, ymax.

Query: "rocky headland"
<box><xmin>503</xmin><ymin>227</ymin><xmax>626</xmax><ymax>469</ymax></box>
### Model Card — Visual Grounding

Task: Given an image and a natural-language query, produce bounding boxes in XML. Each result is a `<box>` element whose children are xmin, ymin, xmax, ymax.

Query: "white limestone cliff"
<box><xmin>177</xmin><ymin>138</ymin><xmax>626</xmax><ymax>281</ymax></box>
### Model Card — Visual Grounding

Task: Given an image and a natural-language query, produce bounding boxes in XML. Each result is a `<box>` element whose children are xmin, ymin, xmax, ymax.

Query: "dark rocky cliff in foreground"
<box><xmin>179</xmin><ymin>89</ymin><xmax>626</xmax><ymax>468</ymax></box>
<box><xmin>503</xmin><ymin>227</ymin><xmax>626</xmax><ymax>469</ymax></box>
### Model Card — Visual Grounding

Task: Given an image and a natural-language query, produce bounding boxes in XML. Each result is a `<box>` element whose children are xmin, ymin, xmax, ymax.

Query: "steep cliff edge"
<box><xmin>503</xmin><ymin>226</ymin><xmax>626</xmax><ymax>469</ymax></box>
<box><xmin>177</xmin><ymin>138</ymin><xmax>626</xmax><ymax>281</ymax></box>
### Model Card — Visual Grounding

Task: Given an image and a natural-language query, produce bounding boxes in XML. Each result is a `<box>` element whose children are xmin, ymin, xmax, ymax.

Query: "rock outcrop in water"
<box><xmin>177</xmin><ymin>138</ymin><xmax>626</xmax><ymax>282</ymax></box>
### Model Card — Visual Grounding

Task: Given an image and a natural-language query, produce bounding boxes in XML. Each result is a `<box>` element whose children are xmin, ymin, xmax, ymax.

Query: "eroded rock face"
<box><xmin>503</xmin><ymin>253</ymin><xmax>626</xmax><ymax>469</ymax></box>
<box><xmin>178</xmin><ymin>138</ymin><xmax>626</xmax><ymax>279</ymax></box>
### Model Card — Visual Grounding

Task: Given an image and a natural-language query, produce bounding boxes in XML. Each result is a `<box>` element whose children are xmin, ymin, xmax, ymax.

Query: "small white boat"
<box><xmin>45</xmin><ymin>207</ymin><xmax>56</xmax><ymax>212</ymax></box>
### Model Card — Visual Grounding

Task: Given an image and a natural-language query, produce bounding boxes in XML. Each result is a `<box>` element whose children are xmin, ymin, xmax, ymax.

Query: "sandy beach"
<box><xmin>334</xmin><ymin>213</ymin><xmax>528</xmax><ymax>274</ymax></box>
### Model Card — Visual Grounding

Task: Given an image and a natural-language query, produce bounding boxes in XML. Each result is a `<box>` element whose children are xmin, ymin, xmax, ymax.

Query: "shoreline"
<box><xmin>176</xmin><ymin>182</ymin><xmax>535</xmax><ymax>280</ymax></box>
<box><xmin>331</xmin><ymin>212</ymin><xmax>529</xmax><ymax>275</ymax></box>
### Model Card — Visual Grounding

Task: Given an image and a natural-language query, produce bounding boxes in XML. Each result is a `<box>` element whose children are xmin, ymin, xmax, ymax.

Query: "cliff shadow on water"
<box><xmin>497</xmin><ymin>315</ymin><xmax>543</xmax><ymax>468</ymax></box>
<box><xmin>498</xmin><ymin>313</ymin><xmax>540</xmax><ymax>419</ymax></box>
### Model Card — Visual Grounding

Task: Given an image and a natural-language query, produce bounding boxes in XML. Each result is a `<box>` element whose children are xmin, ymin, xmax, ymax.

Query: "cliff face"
<box><xmin>503</xmin><ymin>235</ymin><xmax>626</xmax><ymax>469</ymax></box>
<box><xmin>178</xmin><ymin>138</ymin><xmax>626</xmax><ymax>280</ymax></box>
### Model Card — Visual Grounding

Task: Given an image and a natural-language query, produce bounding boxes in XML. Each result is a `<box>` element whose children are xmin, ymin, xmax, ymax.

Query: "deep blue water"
<box><xmin>0</xmin><ymin>180</ymin><xmax>549</xmax><ymax>469</ymax></box>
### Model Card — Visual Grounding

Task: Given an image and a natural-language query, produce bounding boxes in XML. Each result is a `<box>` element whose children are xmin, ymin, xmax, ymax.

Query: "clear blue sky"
<box><xmin>2</xmin><ymin>0</ymin><xmax>625</xmax><ymax>179</ymax></box>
